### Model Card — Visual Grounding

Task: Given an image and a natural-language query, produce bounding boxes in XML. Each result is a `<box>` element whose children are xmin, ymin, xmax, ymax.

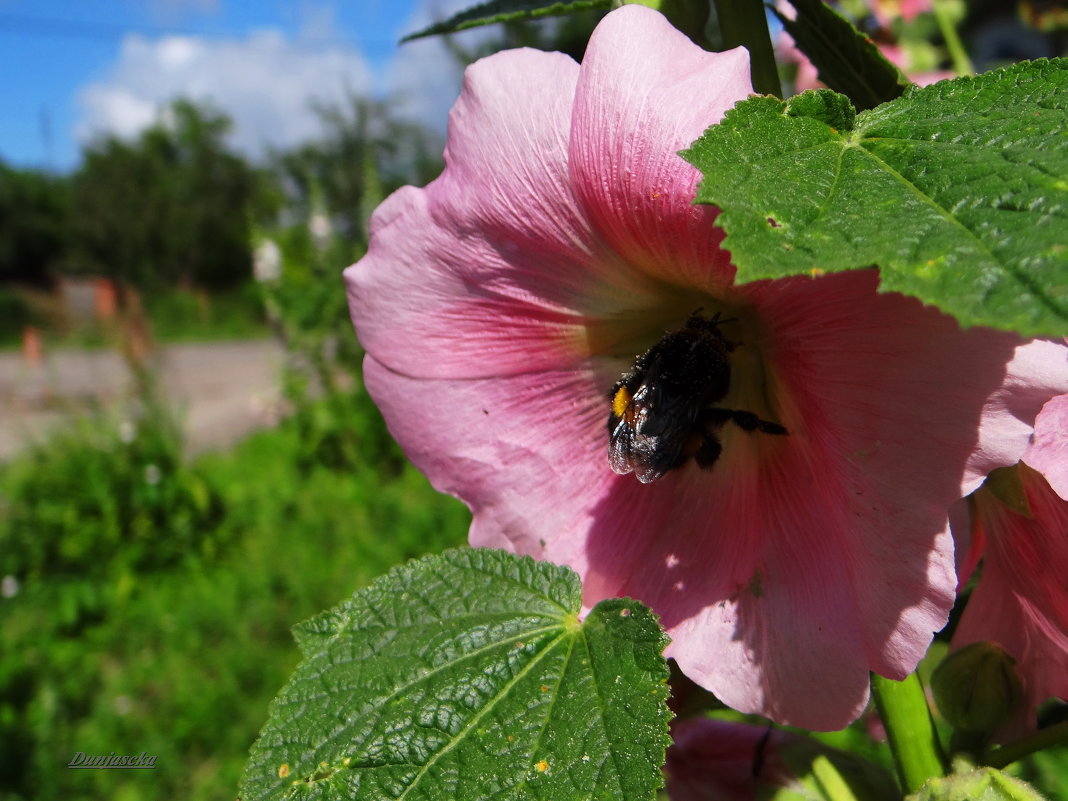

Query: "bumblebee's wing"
<box><xmin>608</xmin><ymin>383</ymin><xmax>693</xmax><ymax>484</ymax></box>
<box><xmin>608</xmin><ymin>409</ymin><xmax>637</xmax><ymax>477</ymax></box>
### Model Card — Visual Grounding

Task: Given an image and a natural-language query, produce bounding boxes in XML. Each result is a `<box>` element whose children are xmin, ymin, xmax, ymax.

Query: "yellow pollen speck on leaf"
<box><xmin>809</xmin><ymin>268</ymin><xmax>825</xmax><ymax>277</ymax></box>
<box><xmin>278</xmin><ymin>764</ymin><xmax>290</xmax><ymax>779</ymax></box>
<box><xmin>535</xmin><ymin>760</ymin><xmax>549</xmax><ymax>773</ymax></box>
<box><xmin>612</xmin><ymin>387</ymin><xmax>632</xmax><ymax>418</ymax></box>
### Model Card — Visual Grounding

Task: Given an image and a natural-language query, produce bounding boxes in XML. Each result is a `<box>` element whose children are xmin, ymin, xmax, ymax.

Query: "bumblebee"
<box><xmin>608</xmin><ymin>311</ymin><xmax>787</xmax><ymax>483</ymax></box>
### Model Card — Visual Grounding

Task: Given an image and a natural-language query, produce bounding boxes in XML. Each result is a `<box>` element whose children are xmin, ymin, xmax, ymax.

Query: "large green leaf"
<box><xmin>682</xmin><ymin>60</ymin><xmax>1068</xmax><ymax>337</ymax></box>
<box><xmin>401</xmin><ymin>0</ymin><xmax>610</xmax><ymax>42</ymax></box>
<box><xmin>240</xmin><ymin>548</ymin><xmax>671</xmax><ymax>801</ymax></box>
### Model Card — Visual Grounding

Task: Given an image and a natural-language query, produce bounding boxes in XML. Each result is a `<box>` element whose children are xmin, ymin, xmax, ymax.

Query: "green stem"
<box><xmin>985</xmin><ymin>720</ymin><xmax>1068</xmax><ymax>770</ymax></box>
<box><xmin>931</xmin><ymin>0</ymin><xmax>973</xmax><ymax>77</ymax></box>
<box><xmin>871</xmin><ymin>673</ymin><xmax>947</xmax><ymax>794</ymax></box>
<box><xmin>811</xmin><ymin>755</ymin><xmax>862</xmax><ymax>801</ymax></box>
<box><xmin>712</xmin><ymin>0</ymin><xmax>782</xmax><ymax>97</ymax></box>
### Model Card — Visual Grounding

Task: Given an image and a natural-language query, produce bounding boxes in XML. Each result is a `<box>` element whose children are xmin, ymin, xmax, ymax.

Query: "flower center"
<box><xmin>606</xmin><ymin>309</ymin><xmax>787</xmax><ymax>484</ymax></box>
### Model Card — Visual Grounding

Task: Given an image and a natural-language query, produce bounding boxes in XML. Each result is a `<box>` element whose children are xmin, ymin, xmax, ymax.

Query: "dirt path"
<box><xmin>0</xmin><ymin>339</ymin><xmax>287</xmax><ymax>461</ymax></box>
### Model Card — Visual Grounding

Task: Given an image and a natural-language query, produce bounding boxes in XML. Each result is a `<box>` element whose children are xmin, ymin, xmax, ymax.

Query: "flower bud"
<box><xmin>931</xmin><ymin>641</ymin><xmax>1023</xmax><ymax>734</ymax></box>
<box><xmin>912</xmin><ymin>766</ymin><xmax>1045</xmax><ymax>801</ymax></box>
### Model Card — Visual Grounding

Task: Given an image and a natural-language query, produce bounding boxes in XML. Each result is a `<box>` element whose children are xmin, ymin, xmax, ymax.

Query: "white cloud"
<box><xmin>76</xmin><ymin>28</ymin><xmax>374</xmax><ymax>159</ymax></box>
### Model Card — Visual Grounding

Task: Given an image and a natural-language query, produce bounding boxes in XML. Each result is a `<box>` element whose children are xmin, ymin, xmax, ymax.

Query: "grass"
<box><xmin>144</xmin><ymin>285</ymin><xmax>269</xmax><ymax>343</ymax></box>
<box><xmin>0</xmin><ymin>390</ymin><xmax>470</xmax><ymax>801</ymax></box>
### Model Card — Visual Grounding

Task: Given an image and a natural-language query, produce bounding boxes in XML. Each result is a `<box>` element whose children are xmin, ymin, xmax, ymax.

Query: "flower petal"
<box><xmin>951</xmin><ymin>465</ymin><xmax>1068</xmax><ymax>734</ymax></box>
<box><xmin>360</xmin><ymin>355</ymin><xmax>619</xmax><ymax>569</ymax></box>
<box><xmin>346</xmin><ymin>48</ymin><xmax>598</xmax><ymax>380</ymax></box>
<box><xmin>569</xmin><ymin>5</ymin><xmax>750</xmax><ymax>288</ymax></box>
<box><xmin>1025</xmin><ymin>393</ymin><xmax>1068</xmax><ymax>501</ymax></box>
<box><xmin>581</xmin><ymin>271</ymin><xmax>1026</xmax><ymax>726</ymax></box>
<box><xmin>964</xmin><ymin>339</ymin><xmax>1068</xmax><ymax>495</ymax></box>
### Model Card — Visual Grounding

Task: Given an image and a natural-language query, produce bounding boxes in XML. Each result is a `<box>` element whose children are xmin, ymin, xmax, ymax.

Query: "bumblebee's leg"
<box><xmin>694</xmin><ymin>408</ymin><xmax>730</xmax><ymax>471</ymax></box>
<box><xmin>703</xmin><ymin>407</ymin><xmax>734</xmax><ymax>427</ymax></box>
<box><xmin>694</xmin><ymin>434</ymin><xmax>722</xmax><ymax>470</ymax></box>
<box><xmin>755</xmin><ymin>418</ymin><xmax>788</xmax><ymax>435</ymax></box>
<box><xmin>722</xmin><ymin>409</ymin><xmax>788</xmax><ymax>436</ymax></box>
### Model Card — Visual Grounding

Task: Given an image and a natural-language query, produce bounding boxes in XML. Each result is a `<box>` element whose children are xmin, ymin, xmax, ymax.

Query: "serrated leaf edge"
<box><xmin>401</xmin><ymin>0</ymin><xmax>610</xmax><ymax>42</ymax></box>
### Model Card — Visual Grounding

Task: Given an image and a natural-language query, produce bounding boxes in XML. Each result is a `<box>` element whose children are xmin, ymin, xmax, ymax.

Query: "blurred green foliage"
<box><xmin>0</xmin><ymin>288</ymin><xmax>36</xmax><ymax>346</ymax></box>
<box><xmin>144</xmin><ymin>285</ymin><xmax>268</xmax><ymax>343</ymax></box>
<box><xmin>0</xmin><ymin>377</ymin><xmax>470</xmax><ymax>801</ymax></box>
<box><xmin>0</xmin><ymin>380</ymin><xmax>224</xmax><ymax>586</ymax></box>
<box><xmin>0</xmin><ymin>91</ymin><xmax>460</xmax><ymax>798</ymax></box>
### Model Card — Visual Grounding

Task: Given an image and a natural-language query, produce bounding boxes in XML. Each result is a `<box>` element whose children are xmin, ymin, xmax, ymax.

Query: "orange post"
<box><xmin>22</xmin><ymin>325</ymin><xmax>42</xmax><ymax>368</ymax></box>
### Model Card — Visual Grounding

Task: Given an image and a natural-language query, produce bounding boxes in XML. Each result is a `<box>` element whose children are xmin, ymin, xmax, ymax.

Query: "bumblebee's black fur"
<box><xmin>608</xmin><ymin>311</ymin><xmax>787</xmax><ymax>483</ymax></box>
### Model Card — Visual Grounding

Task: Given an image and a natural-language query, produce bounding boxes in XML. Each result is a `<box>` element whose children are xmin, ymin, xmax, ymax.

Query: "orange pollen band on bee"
<box><xmin>612</xmin><ymin>386</ymin><xmax>632</xmax><ymax>418</ymax></box>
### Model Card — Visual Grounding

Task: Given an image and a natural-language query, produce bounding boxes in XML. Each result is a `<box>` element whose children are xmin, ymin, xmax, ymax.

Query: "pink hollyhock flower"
<box><xmin>345</xmin><ymin>5</ymin><xmax>1068</xmax><ymax>728</ymax></box>
<box><xmin>950</xmin><ymin>394</ymin><xmax>1068</xmax><ymax>735</ymax></box>
<box><xmin>775</xmin><ymin>28</ymin><xmax>823</xmax><ymax>93</ymax></box>
<box><xmin>879</xmin><ymin>44</ymin><xmax>954</xmax><ymax>87</ymax></box>
<box><xmin>869</xmin><ymin>0</ymin><xmax>932</xmax><ymax>28</ymax></box>
<box><xmin>666</xmin><ymin>717</ymin><xmax>898</xmax><ymax>800</ymax></box>
<box><xmin>665</xmin><ymin>718</ymin><xmax>800</xmax><ymax>800</ymax></box>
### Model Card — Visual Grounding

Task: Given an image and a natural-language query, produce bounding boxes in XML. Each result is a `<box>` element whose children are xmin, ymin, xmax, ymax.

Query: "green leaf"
<box><xmin>240</xmin><ymin>548</ymin><xmax>672</xmax><ymax>801</ymax></box>
<box><xmin>774</xmin><ymin>0</ymin><xmax>909</xmax><ymax>110</ymax></box>
<box><xmin>401</xmin><ymin>0</ymin><xmax>610</xmax><ymax>42</ymax></box>
<box><xmin>682</xmin><ymin>60</ymin><xmax>1068</xmax><ymax>337</ymax></box>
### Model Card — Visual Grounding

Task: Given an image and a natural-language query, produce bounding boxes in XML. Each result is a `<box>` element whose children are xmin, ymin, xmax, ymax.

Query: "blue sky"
<box><xmin>0</xmin><ymin>0</ymin><xmax>477</xmax><ymax>171</ymax></box>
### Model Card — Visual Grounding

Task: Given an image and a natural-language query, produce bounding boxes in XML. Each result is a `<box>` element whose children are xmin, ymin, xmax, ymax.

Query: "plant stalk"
<box><xmin>985</xmin><ymin>720</ymin><xmax>1068</xmax><ymax>770</ymax></box>
<box><xmin>712</xmin><ymin>0</ymin><xmax>782</xmax><ymax>97</ymax></box>
<box><xmin>931</xmin><ymin>0</ymin><xmax>973</xmax><ymax>77</ymax></box>
<box><xmin>871</xmin><ymin>673</ymin><xmax>947</xmax><ymax>794</ymax></box>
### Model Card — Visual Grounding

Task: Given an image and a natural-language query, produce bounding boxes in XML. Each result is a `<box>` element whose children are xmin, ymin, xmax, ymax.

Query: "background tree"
<box><xmin>0</xmin><ymin>161</ymin><xmax>70</xmax><ymax>288</ymax></box>
<box><xmin>70</xmin><ymin>99</ymin><xmax>264</xmax><ymax>291</ymax></box>
<box><xmin>271</xmin><ymin>95</ymin><xmax>443</xmax><ymax>248</ymax></box>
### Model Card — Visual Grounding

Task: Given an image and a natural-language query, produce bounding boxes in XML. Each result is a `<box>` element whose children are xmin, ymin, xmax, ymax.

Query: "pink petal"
<box><xmin>1025</xmin><ymin>393</ymin><xmax>1068</xmax><ymax>501</ymax></box>
<box><xmin>569</xmin><ymin>6</ymin><xmax>751</xmax><ymax>289</ymax></box>
<box><xmin>965</xmin><ymin>339</ymin><xmax>1068</xmax><ymax>495</ymax></box>
<box><xmin>346</xmin><ymin>49</ymin><xmax>598</xmax><ymax>380</ymax></box>
<box><xmin>360</xmin><ymin>355</ymin><xmax>619</xmax><ymax>567</ymax></box>
<box><xmin>951</xmin><ymin>465</ymin><xmax>1068</xmax><ymax>734</ymax></box>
